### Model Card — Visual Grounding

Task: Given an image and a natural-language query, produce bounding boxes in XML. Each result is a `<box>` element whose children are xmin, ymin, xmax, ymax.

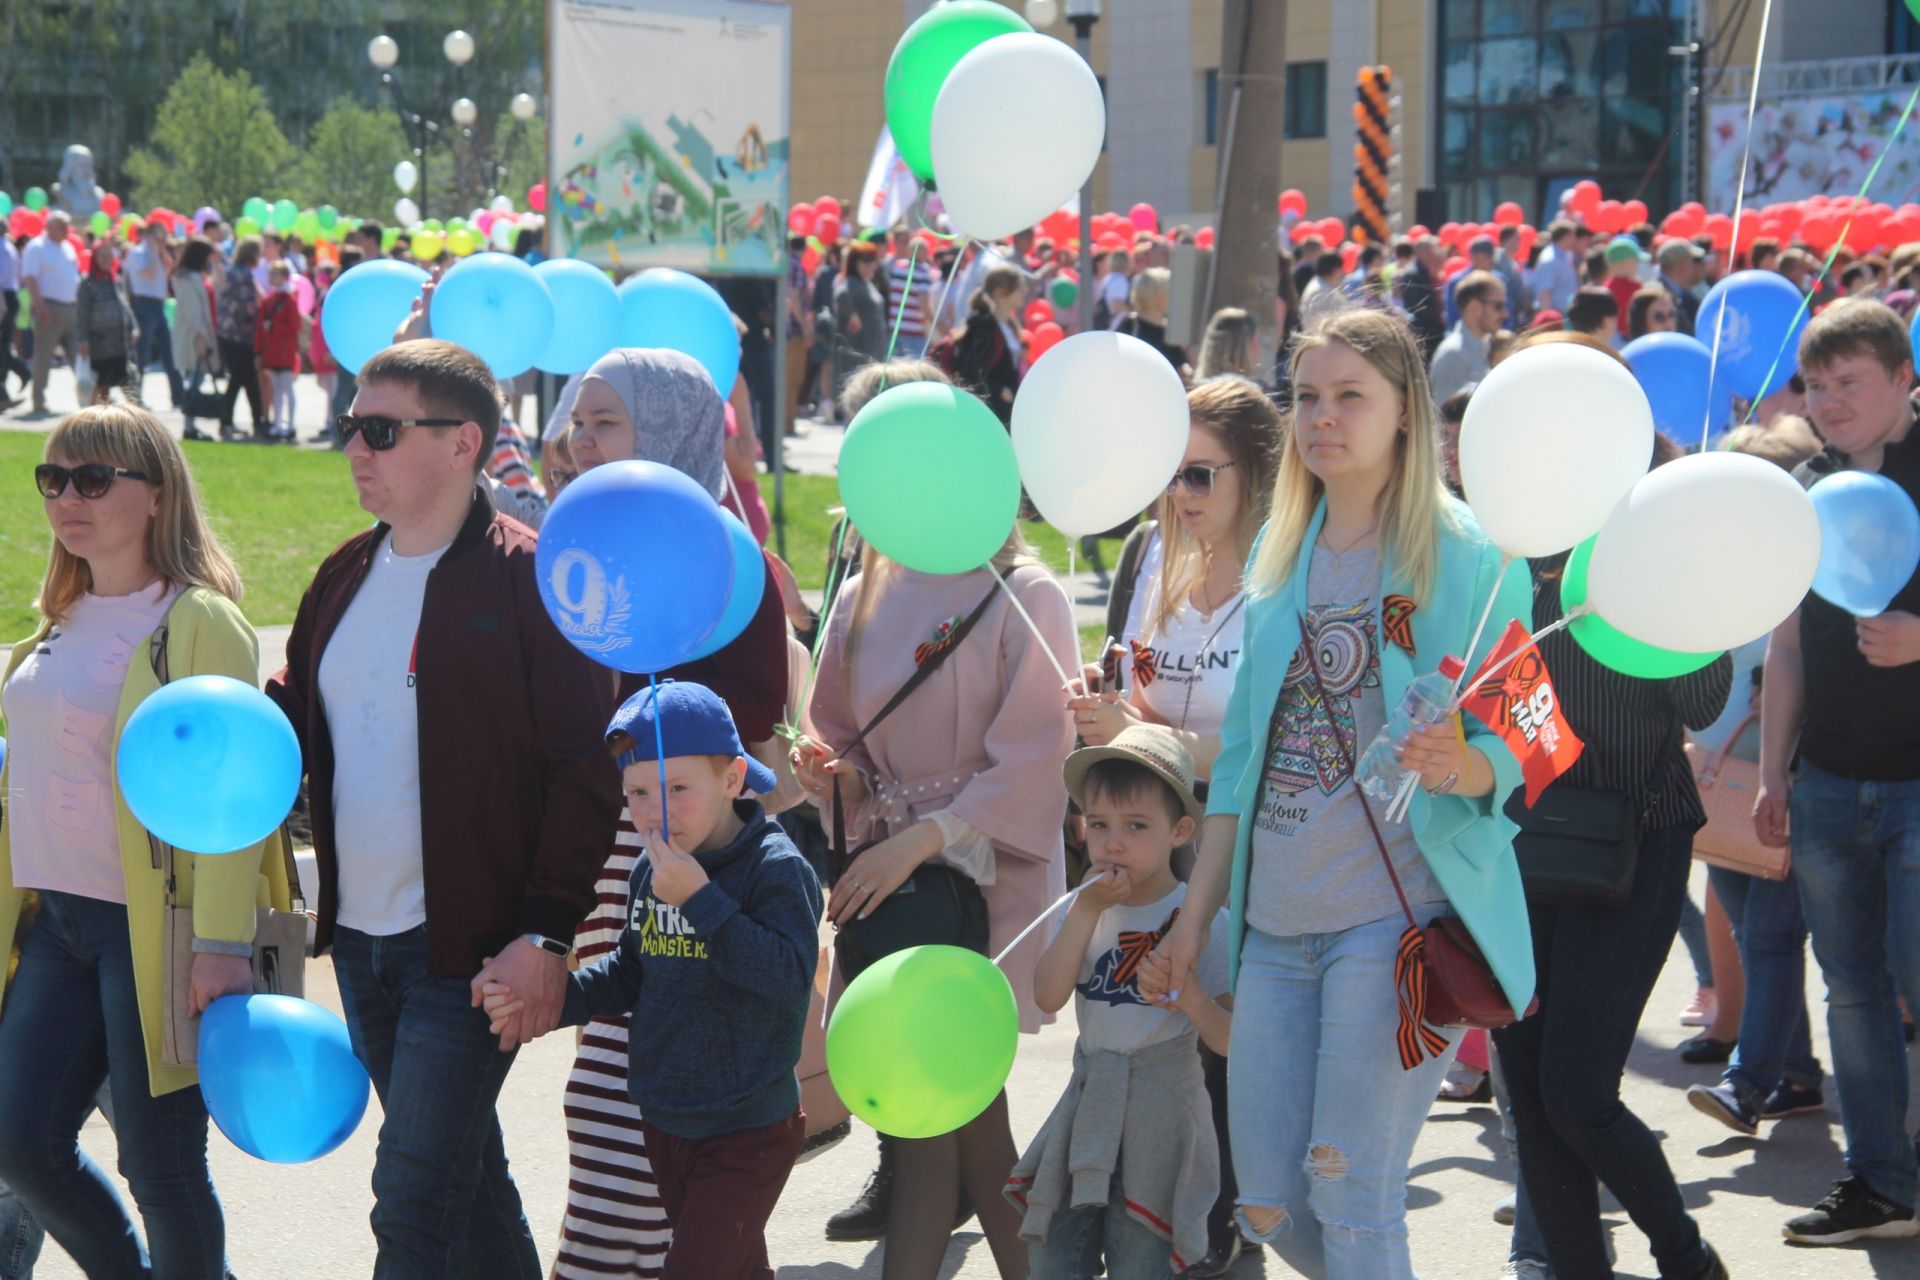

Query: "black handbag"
<box><xmin>1505</xmin><ymin>785</ymin><xmax>1645</xmax><ymax>909</ymax></box>
<box><xmin>181</xmin><ymin>363</ymin><xmax>228</xmax><ymax>419</ymax></box>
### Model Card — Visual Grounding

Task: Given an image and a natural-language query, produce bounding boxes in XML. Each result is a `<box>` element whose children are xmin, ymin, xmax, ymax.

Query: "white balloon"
<box><xmin>1012</xmin><ymin>331</ymin><xmax>1189</xmax><ymax>538</ymax></box>
<box><xmin>1586</xmin><ymin>451</ymin><xmax>1820</xmax><ymax>653</ymax></box>
<box><xmin>393</xmin><ymin>197</ymin><xmax>420</xmax><ymax>227</ymax></box>
<box><xmin>929</xmin><ymin>33</ymin><xmax>1105</xmax><ymax>242</ymax></box>
<box><xmin>394</xmin><ymin>160</ymin><xmax>418</xmax><ymax>194</ymax></box>
<box><xmin>492</xmin><ymin>218</ymin><xmax>518</xmax><ymax>249</ymax></box>
<box><xmin>490</xmin><ymin>195</ymin><xmax>514</xmax><ymax>214</ymax></box>
<box><xmin>1459</xmin><ymin>341</ymin><xmax>1654</xmax><ymax>558</ymax></box>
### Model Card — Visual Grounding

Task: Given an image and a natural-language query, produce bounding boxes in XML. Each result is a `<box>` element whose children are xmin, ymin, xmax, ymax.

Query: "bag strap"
<box><xmin>1104</xmin><ymin>520</ymin><xmax>1158</xmax><ymax>648</ymax></box>
<box><xmin>830</xmin><ymin>586</ymin><xmax>998</xmax><ymax>877</ymax></box>
<box><xmin>1699</xmin><ymin>709</ymin><xmax>1759</xmax><ymax>782</ymax></box>
<box><xmin>1296</xmin><ymin>615</ymin><xmax>1418</xmax><ymax>932</ymax></box>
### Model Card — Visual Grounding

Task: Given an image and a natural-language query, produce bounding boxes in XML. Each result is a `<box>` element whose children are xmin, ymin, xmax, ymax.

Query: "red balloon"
<box><xmin>801</xmin><ymin>247</ymin><xmax>820</xmax><ymax>275</ymax></box>
<box><xmin>1028</xmin><ymin>321</ymin><xmax>1066</xmax><ymax>362</ymax></box>
<box><xmin>1024</xmin><ymin>298</ymin><xmax>1054</xmax><ymax>327</ymax></box>
<box><xmin>1592</xmin><ymin>200</ymin><xmax>1624</xmax><ymax>234</ymax></box>
<box><xmin>788</xmin><ymin>205</ymin><xmax>815</xmax><ymax>236</ymax></box>
<box><xmin>1438</xmin><ymin>221</ymin><xmax>1461</xmax><ymax>245</ymax></box>
<box><xmin>1194</xmin><ymin>226</ymin><xmax>1216</xmax><ymax>249</ymax></box>
<box><xmin>528</xmin><ymin>181</ymin><xmax>548</xmax><ymax>212</ymax></box>
<box><xmin>1567</xmin><ymin>185</ymin><xmax>1601</xmax><ymax>220</ymax></box>
<box><xmin>1097</xmin><ymin>233</ymin><xmax>1126</xmax><ymax>252</ymax></box>
<box><xmin>1128</xmin><ymin>202</ymin><xmax>1158</xmax><ymax>233</ymax></box>
<box><xmin>1443</xmin><ymin>255</ymin><xmax>1469</xmax><ymax>281</ymax></box>
<box><xmin>1702</xmin><ymin>213</ymin><xmax>1733</xmax><ymax>251</ymax></box>
<box><xmin>816</xmin><ymin>212</ymin><xmax>841</xmax><ymax>247</ymax></box>
<box><xmin>814</xmin><ymin>195</ymin><xmax>842</xmax><ymax>218</ymax></box>
<box><xmin>100</xmin><ymin>192</ymin><xmax>122</xmax><ymax>218</ymax></box>
<box><xmin>1278</xmin><ymin>188</ymin><xmax>1309</xmax><ymax>218</ymax></box>
<box><xmin>1408</xmin><ymin>224</ymin><xmax>1431</xmax><ymax>241</ymax></box>
<box><xmin>1493</xmin><ymin>201</ymin><xmax>1524</xmax><ymax>227</ymax></box>
<box><xmin>1340</xmin><ymin>243</ymin><xmax>1361</xmax><ymax>271</ymax></box>
<box><xmin>1321</xmin><ymin>218</ymin><xmax>1346</xmax><ymax>244</ymax></box>
<box><xmin>1517</xmin><ymin>226</ymin><xmax>1537</xmax><ymax>258</ymax></box>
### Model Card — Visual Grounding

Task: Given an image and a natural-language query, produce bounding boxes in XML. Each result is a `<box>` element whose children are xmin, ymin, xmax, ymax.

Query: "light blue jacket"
<box><xmin>1208</xmin><ymin>497</ymin><xmax>1537</xmax><ymax>1016</ymax></box>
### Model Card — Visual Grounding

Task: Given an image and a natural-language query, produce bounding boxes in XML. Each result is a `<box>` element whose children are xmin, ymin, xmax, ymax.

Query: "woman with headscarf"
<box><xmin>551</xmin><ymin>347</ymin><xmax>795</xmax><ymax>1280</ymax></box>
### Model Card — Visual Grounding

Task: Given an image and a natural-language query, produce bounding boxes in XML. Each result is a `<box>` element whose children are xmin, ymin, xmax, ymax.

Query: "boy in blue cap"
<box><xmin>478</xmin><ymin>680</ymin><xmax>823</xmax><ymax>1280</ymax></box>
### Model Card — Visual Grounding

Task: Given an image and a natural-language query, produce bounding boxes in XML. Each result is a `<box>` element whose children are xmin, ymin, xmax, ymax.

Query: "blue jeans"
<box><xmin>331</xmin><ymin>925</ymin><xmax>542</xmax><ymax>1280</ymax></box>
<box><xmin>1489</xmin><ymin>1047</ymin><xmax>1552</xmax><ymax>1268</ymax></box>
<box><xmin>130</xmin><ymin>296</ymin><xmax>181</xmax><ymax>407</ymax></box>
<box><xmin>1228</xmin><ymin>917</ymin><xmax>1462</xmax><ymax>1279</ymax></box>
<box><xmin>1706</xmin><ymin>865</ymin><xmax>1822</xmax><ymax>1103</ymax></box>
<box><xmin>1789</xmin><ymin>763</ymin><xmax>1920</xmax><ymax>1206</ymax></box>
<box><xmin>0</xmin><ymin>891</ymin><xmax>225</xmax><ymax>1278</ymax></box>
<box><xmin>1028</xmin><ymin>1169</ymin><xmax>1173</xmax><ymax>1280</ymax></box>
<box><xmin>0</xmin><ymin>1179</ymin><xmax>43</xmax><ymax>1280</ymax></box>
<box><xmin>1674</xmin><ymin>894</ymin><xmax>1712</xmax><ymax>988</ymax></box>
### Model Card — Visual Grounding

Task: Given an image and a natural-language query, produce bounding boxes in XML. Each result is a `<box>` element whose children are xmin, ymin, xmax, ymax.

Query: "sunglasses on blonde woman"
<box><xmin>34</xmin><ymin>462</ymin><xmax>153</xmax><ymax>500</ymax></box>
<box><xmin>1168</xmin><ymin>461</ymin><xmax>1235</xmax><ymax>498</ymax></box>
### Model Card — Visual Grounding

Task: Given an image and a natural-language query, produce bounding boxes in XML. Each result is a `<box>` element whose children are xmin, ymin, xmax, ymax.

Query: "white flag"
<box><xmin>857</xmin><ymin>128</ymin><xmax>920</xmax><ymax>230</ymax></box>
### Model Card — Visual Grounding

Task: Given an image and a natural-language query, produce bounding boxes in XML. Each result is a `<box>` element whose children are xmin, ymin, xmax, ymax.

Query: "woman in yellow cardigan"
<box><xmin>0</xmin><ymin>405</ymin><xmax>290</xmax><ymax>1278</ymax></box>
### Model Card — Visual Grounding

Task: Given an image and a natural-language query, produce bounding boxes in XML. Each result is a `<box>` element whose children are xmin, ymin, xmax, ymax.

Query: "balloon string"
<box><xmin>994</xmin><ymin>881</ymin><xmax>1094</xmax><ymax>967</ymax></box>
<box><xmin>986</xmin><ymin>561</ymin><xmax>1075</xmax><ymax>687</ymax></box>
<box><xmin>1734</xmin><ymin>76</ymin><xmax>1920</xmax><ymax>433</ymax></box>
<box><xmin>782</xmin><ymin>515</ymin><xmax>852</xmax><ymax>748</ymax></box>
<box><xmin>926</xmin><ymin>238</ymin><xmax>976</xmax><ymax>343</ymax></box>
<box><xmin>1701</xmin><ymin>0</ymin><xmax>1775</xmax><ymax>451</ymax></box>
<box><xmin>648</xmin><ymin>672</ymin><xmax>670</xmax><ymax>842</ymax></box>
<box><xmin>879</xmin><ymin>235</ymin><xmax>922</xmax><ymax>368</ymax></box>
<box><xmin>1451</xmin><ymin>554</ymin><xmax>1513</xmax><ymax>700</ymax></box>
<box><xmin>1068</xmin><ymin>540</ymin><xmax>1080</xmax><ymax>664</ymax></box>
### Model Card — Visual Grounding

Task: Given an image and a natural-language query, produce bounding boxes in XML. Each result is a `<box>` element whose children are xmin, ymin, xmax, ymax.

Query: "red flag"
<box><xmin>1459</xmin><ymin>620</ymin><xmax>1585</xmax><ymax>807</ymax></box>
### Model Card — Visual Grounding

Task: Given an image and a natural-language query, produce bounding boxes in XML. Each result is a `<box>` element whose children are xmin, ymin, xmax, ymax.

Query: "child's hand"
<box><xmin>1077</xmin><ymin>865</ymin><xmax>1133</xmax><ymax>912</ymax></box>
<box><xmin>481</xmin><ymin>981</ymin><xmax>526</xmax><ymax>1037</ymax></box>
<box><xmin>1139</xmin><ymin>951</ymin><xmax>1178</xmax><ymax>1007</ymax></box>
<box><xmin>647</xmin><ymin>830</ymin><xmax>710</xmax><ymax>908</ymax></box>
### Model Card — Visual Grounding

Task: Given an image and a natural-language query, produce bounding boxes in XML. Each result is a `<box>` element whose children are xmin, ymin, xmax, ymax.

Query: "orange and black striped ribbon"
<box><xmin>1392</xmin><ymin>923</ymin><xmax>1452</xmax><ymax>1071</ymax></box>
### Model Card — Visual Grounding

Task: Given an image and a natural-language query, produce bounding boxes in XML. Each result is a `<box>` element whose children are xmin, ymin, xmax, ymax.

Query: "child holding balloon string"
<box><xmin>1009</xmin><ymin>726</ymin><xmax>1233</xmax><ymax>1279</ymax></box>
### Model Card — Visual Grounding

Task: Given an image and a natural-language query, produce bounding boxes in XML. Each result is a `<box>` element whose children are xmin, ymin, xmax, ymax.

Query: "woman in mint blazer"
<box><xmin>1145</xmin><ymin>308</ymin><xmax>1533</xmax><ymax>1279</ymax></box>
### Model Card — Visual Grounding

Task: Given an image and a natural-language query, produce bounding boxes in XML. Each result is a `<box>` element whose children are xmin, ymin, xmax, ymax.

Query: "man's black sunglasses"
<box><xmin>334</xmin><ymin>415</ymin><xmax>466</xmax><ymax>451</ymax></box>
<box><xmin>34</xmin><ymin>462</ymin><xmax>153</xmax><ymax>500</ymax></box>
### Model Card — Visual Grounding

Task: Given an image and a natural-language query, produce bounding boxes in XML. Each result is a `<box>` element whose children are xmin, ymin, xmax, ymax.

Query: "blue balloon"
<box><xmin>198</xmin><ymin>995</ymin><xmax>370</xmax><ymax>1164</ymax></box>
<box><xmin>1622</xmin><ymin>333</ymin><xmax>1736</xmax><ymax>445</ymax></box>
<box><xmin>617</xmin><ymin>269</ymin><xmax>742</xmax><ymax>394</ymax></box>
<box><xmin>1694</xmin><ymin>269</ymin><xmax>1810</xmax><ymax>400</ymax></box>
<box><xmin>536</xmin><ymin>460</ymin><xmax>737</xmax><ymax>672</ymax></box>
<box><xmin>687</xmin><ymin>511</ymin><xmax>768</xmax><ymax>661</ymax></box>
<box><xmin>117</xmin><ymin>675</ymin><xmax>301</xmax><ymax>854</ymax></box>
<box><xmin>534</xmin><ymin>259</ymin><xmax>623</xmax><ymax>374</ymax></box>
<box><xmin>429</xmin><ymin>252</ymin><xmax>556</xmax><ymax>378</ymax></box>
<box><xmin>320</xmin><ymin>260</ymin><xmax>430</xmax><ymax>374</ymax></box>
<box><xmin>1810</xmin><ymin>471</ymin><xmax>1920</xmax><ymax>618</ymax></box>
<box><xmin>0</xmin><ymin>735</ymin><xmax>6</xmax><ymax>775</ymax></box>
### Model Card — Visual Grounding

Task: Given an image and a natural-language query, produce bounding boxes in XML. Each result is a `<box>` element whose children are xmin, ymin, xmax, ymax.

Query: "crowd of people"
<box><xmin>0</xmin><ymin>179</ymin><xmax>1917</xmax><ymax>1280</ymax></box>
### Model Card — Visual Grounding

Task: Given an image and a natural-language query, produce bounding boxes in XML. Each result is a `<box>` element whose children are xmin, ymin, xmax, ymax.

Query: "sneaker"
<box><xmin>1783</xmin><ymin>1175</ymin><xmax>1920</xmax><ymax>1245</ymax></box>
<box><xmin>1687</xmin><ymin>1082</ymin><xmax>1759</xmax><ymax>1137</ymax></box>
<box><xmin>1181</xmin><ymin>1232</ymin><xmax>1243</xmax><ymax>1278</ymax></box>
<box><xmin>1501</xmin><ymin>1262</ymin><xmax>1552</xmax><ymax>1280</ymax></box>
<box><xmin>1680</xmin><ymin>1034</ymin><xmax>1735</xmax><ymax>1064</ymax></box>
<box><xmin>1492</xmin><ymin>1192</ymin><xmax>1517</xmax><ymax>1226</ymax></box>
<box><xmin>1681</xmin><ymin>986</ymin><xmax>1717</xmax><ymax>1027</ymax></box>
<box><xmin>824</xmin><ymin>1145</ymin><xmax>893</xmax><ymax>1242</ymax></box>
<box><xmin>1757</xmin><ymin>1081</ymin><xmax>1825</xmax><ymax>1120</ymax></box>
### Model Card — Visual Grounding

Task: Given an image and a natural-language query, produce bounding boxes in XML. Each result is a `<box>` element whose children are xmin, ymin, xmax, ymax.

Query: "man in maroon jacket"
<box><xmin>267</xmin><ymin>339</ymin><xmax>618</xmax><ymax>1277</ymax></box>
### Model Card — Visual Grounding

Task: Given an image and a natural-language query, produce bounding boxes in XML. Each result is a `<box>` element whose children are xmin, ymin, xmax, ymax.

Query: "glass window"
<box><xmin>1440</xmin><ymin>0</ymin><xmax>1477</xmax><ymax>41</ymax></box>
<box><xmin>1539</xmin><ymin>31</ymin><xmax>1599</xmax><ymax>100</ymax></box>
<box><xmin>1204</xmin><ymin>68</ymin><xmax>1219</xmax><ymax>145</ymax></box>
<box><xmin>1480</xmin><ymin>110</ymin><xmax>1535</xmax><ymax>172</ymax></box>
<box><xmin>1599</xmin><ymin>24</ymin><xmax>1672</xmax><ymax>99</ymax></box>
<box><xmin>1480</xmin><ymin>38</ymin><xmax>1538</xmax><ymax>106</ymax></box>
<box><xmin>1481</xmin><ymin>0</ymin><xmax>1533</xmax><ymax>36</ymax></box>
<box><xmin>1607</xmin><ymin>0</ymin><xmax>1684</xmax><ymax>21</ymax></box>
<box><xmin>1601</xmin><ymin>97</ymin><xmax>1663</xmax><ymax>166</ymax></box>
<box><xmin>1543</xmin><ymin>0</ymin><xmax>1603</xmax><ymax>28</ymax></box>
<box><xmin>1286</xmin><ymin>61</ymin><xmax>1328</xmax><ymax>140</ymax></box>
<box><xmin>1444</xmin><ymin>42</ymin><xmax>1478</xmax><ymax>105</ymax></box>
<box><xmin>1539</xmin><ymin>99</ymin><xmax>1600</xmax><ymax>169</ymax></box>
<box><xmin>1442</xmin><ymin>109</ymin><xmax>1474</xmax><ymax>178</ymax></box>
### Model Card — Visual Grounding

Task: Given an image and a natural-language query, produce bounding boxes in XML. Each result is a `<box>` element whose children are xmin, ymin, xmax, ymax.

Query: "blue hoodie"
<box><xmin>562</xmin><ymin>800</ymin><xmax>824</xmax><ymax>1139</ymax></box>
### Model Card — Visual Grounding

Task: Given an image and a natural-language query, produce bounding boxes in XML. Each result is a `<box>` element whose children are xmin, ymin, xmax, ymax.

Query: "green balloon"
<box><xmin>446</xmin><ymin>217</ymin><xmax>468</xmax><ymax>233</ymax></box>
<box><xmin>884</xmin><ymin>0</ymin><xmax>1032</xmax><ymax>184</ymax></box>
<box><xmin>826</xmin><ymin>945</ymin><xmax>1018</xmax><ymax>1139</ymax></box>
<box><xmin>317</xmin><ymin>204</ymin><xmax>339</xmax><ymax>230</ymax></box>
<box><xmin>423</xmin><ymin>218</ymin><xmax>444</xmax><ymax>233</ymax></box>
<box><xmin>242</xmin><ymin>196</ymin><xmax>269</xmax><ymax>223</ymax></box>
<box><xmin>1049</xmin><ymin>276</ymin><xmax>1078</xmax><ymax>309</ymax></box>
<box><xmin>165</xmin><ymin>297</ymin><xmax>176</xmax><ymax>325</ymax></box>
<box><xmin>1561</xmin><ymin>536</ymin><xmax>1721</xmax><ymax>678</ymax></box>
<box><xmin>381</xmin><ymin>226</ymin><xmax>402</xmax><ymax>251</ymax></box>
<box><xmin>90</xmin><ymin>211</ymin><xmax>111</xmax><ymax>236</ymax></box>
<box><xmin>233</xmin><ymin>215</ymin><xmax>262</xmax><ymax>238</ymax></box>
<box><xmin>839</xmin><ymin>382</ymin><xmax>1020</xmax><ymax>574</ymax></box>
<box><xmin>0</xmin><ymin>192</ymin><xmax>12</xmax><ymax>217</ymax></box>
<box><xmin>271</xmin><ymin>198</ymin><xmax>298</xmax><ymax>231</ymax></box>
<box><xmin>292</xmin><ymin>210</ymin><xmax>320</xmax><ymax>240</ymax></box>
<box><xmin>24</xmin><ymin>186</ymin><xmax>48</xmax><ymax>211</ymax></box>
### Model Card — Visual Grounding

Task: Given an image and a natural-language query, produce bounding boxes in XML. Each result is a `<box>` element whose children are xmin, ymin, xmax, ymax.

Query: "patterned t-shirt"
<box><xmin>1246</xmin><ymin>546</ymin><xmax>1443</xmax><ymax>938</ymax></box>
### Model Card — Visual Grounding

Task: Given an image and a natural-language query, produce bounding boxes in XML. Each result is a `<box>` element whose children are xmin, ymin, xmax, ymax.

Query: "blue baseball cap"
<box><xmin>606</xmin><ymin>680</ymin><xmax>777</xmax><ymax>794</ymax></box>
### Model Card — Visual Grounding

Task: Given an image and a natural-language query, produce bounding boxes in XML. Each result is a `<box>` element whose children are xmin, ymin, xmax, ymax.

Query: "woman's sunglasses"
<box><xmin>1168</xmin><ymin>461</ymin><xmax>1236</xmax><ymax>498</ymax></box>
<box><xmin>334</xmin><ymin>415</ymin><xmax>465</xmax><ymax>451</ymax></box>
<box><xmin>34</xmin><ymin>462</ymin><xmax>152</xmax><ymax>500</ymax></box>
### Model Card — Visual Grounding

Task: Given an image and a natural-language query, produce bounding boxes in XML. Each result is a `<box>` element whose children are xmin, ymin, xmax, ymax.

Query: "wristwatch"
<box><xmin>1427</xmin><ymin>769</ymin><xmax>1461</xmax><ymax>798</ymax></box>
<box><xmin>523</xmin><ymin>933</ymin><xmax>572</xmax><ymax>959</ymax></box>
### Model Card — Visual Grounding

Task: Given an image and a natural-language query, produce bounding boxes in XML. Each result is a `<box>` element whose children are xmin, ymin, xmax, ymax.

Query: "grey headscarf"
<box><xmin>581</xmin><ymin>348</ymin><xmax>726</xmax><ymax>499</ymax></box>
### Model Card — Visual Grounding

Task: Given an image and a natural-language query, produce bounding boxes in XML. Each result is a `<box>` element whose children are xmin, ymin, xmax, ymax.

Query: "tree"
<box><xmin>124</xmin><ymin>55</ymin><xmax>295</xmax><ymax>214</ymax></box>
<box><xmin>292</xmin><ymin>97</ymin><xmax>408</xmax><ymax>222</ymax></box>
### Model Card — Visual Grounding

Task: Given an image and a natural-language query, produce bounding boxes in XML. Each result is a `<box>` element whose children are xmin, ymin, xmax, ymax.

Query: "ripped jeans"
<box><xmin>1227</xmin><ymin>917</ymin><xmax>1461</xmax><ymax>1279</ymax></box>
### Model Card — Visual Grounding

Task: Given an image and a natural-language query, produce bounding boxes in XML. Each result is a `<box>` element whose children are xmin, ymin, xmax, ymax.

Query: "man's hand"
<box><xmin>469</xmin><ymin>938</ymin><xmax>566</xmax><ymax>1051</ymax></box>
<box><xmin>1754</xmin><ymin>774</ymin><xmax>1791</xmax><ymax>849</ymax></box>
<box><xmin>646</xmin><ymin>830</ymin><xmax>710</xmax><ymax>908</ymax></box>
<box><xmin>479</xmin><ymin>981</ymin><xmax>526</xmax><ymax>1038</ymax></box>
<box><xmin>188</xmin><ymin>952</ymin><xmax>255</xmax><ymax>1016</ymax></box>
<box><xmin>1858</xmin><ymin>611</ymin><xmax>1920</xmax><ymax>668</ymax></box>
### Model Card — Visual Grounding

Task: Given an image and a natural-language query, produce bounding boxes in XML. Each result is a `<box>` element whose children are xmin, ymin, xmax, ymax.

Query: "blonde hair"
<box><xmin>1250</xmin><ymin>308</ymin><xmax>1453</xmax><ymax>603</ymax></box>
<box><xmin>837</xmin><ymin>357</ymin><xmax>950</xmax><ymax>421</ymax></box>
<box><xmin>1129</xmin><ymin>267</ymin><xmax>1171</xmax><ymax>318</ymax></box>
<box><xmin>1195</xmin><ymin>308</ymin><xmax>1258</xmax><ymax>381</ymax></box>
<box><xmin>36</xmin><ymin>405</ymin><xmax>242</xmax><ymax>626</ymax></box>
<box><xmin>1724</xmin><ymin>415</ymin><xmax>1822</xmax><ymax>472</ymax></box>
<box><xmin>1145</xmin><ymin>376</ymin><xmax>1283</xmax><ymax>639</ymax></box>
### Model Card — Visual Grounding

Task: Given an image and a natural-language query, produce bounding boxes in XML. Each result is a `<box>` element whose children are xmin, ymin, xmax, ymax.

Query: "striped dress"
<box><xmin>554</xmin><ymin>812</ymin><xmax>671</xmax><ymax>1278</ymax></box>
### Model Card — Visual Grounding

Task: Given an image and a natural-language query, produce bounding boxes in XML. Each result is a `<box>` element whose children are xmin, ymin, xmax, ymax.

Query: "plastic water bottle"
<box><xmin>1357</xmin><ymin>655</ymin><xmax>1466</xmax><ymax>804</ymax></box>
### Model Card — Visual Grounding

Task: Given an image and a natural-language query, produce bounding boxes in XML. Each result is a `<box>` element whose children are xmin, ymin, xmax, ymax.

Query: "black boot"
<box><xmin>826</xmin><ymin>1135</ymin><xmax>894</xmax><ymax>1241</ymax></box>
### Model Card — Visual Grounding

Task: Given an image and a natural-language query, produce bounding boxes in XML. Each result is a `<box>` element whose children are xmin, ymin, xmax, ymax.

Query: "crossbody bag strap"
<box><xmin>830</xmin><ymin>587</ymin><xmax>998</xmax><ymax>876</ymax></box>
<box><xmin>1699</xmin><ymin>710</ymin><xmax>1760</xmax><ymax>783</ymax></box>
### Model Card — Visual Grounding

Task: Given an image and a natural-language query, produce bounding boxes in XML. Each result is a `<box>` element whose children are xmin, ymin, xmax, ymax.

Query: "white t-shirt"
<box><xmin>1073</xmin><ymin>882</ymin><xmax>1231</xmax><ymax>1055</ymax></box>
<box><xmin>3</xmin><ymin>582</ymin><xmax>181</xmax><ymax>904</ymax></box>
<box><xmin>319</xmin><ymin>535</ymin><xmax>449</xmax><ymax>935</ymax></box>
<box><xmin>1098</xmin><ymin>271</ymin><xmax>1131</xmax><ymax>326</ymax></box>
<box><xmin>1119</xmin><ymin>531</ymin><xmax>1246</xmax><ymax>738</ymax></box>
<box><xmin>22</xmin><ymin>234</ymin><xmax>80</xmax><ymax>304</ymax></box>
<box><xmin>125</xmin><ymin>241</ymin><xmax>170</xmax><ymax>300</ymax></box>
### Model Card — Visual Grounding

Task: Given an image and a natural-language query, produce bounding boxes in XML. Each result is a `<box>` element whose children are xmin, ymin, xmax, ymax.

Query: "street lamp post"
<box><xmin>1063</xmin><ymin>1</ymin><xmax>1102</xmax><ymax>335</ymax></box>
<box><xmin>368</xmin><ymin>28</ymin><xmax>483</xmax><ymax>221</ymax></box>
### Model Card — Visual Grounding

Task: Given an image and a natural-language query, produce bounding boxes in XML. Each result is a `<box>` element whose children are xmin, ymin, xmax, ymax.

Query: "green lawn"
<box><xmin>0</xmin><ymin>442</ymin><xmax>1122</xmax><ymax>647</ymax></box>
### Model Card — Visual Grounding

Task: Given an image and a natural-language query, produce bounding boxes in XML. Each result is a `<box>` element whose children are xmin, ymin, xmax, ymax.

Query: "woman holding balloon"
<box><xmin>0</xmin><ymin>404</ymin><xmax>290</xmax><ymax>1279</ymax></box>
<box><xmin>1140</xmin><ymin>308</ymin><xmax>1535</xmax><ymax>1279</ymax></box>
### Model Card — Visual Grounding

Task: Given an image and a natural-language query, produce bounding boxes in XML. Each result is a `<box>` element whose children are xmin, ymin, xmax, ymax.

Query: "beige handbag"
<box><xmin>146</xmin><ymin>626</ymin><xmax>312</xmax><ymax>1068</ymax></box>
<box><xmin>1686</xmin><ymin>713</ymin><xmax>1789</xmax><ymax>882</ymax></box>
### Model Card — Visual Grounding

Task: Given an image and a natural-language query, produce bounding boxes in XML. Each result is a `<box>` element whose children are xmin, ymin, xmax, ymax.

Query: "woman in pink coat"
<box><xmin>797</xmin><ymin>401</ymin><xmax>1075</xmax><ymax>1278</ymax></box>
